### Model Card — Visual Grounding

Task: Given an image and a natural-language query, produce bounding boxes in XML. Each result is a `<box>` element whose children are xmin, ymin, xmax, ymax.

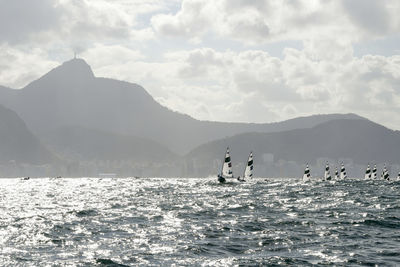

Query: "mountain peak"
<box><xmin>30</xmin><ymin>58</ymin><xmax>95</xmax><ymax>87</ymax></box>
<box><xmin>57</xmin><ymin>58</ymin><xmax>94</xmax><ymax>78</ymax></box>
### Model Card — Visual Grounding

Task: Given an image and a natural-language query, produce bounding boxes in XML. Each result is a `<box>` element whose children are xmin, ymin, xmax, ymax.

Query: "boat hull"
<box><xmin>218</xmin><ymin>175</ymin><xmax>226</xmax><ymax>183</ymax></box>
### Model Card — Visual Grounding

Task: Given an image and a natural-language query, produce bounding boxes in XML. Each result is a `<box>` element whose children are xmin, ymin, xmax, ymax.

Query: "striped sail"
<box><xmin>221</xmin><ymin>147</ymin><xmax>233</xmax><ymax>178</ymax></box>
<box><xmin>364</xmin><ymin>164</ymin><xmax>371</xmax><ymax>179</ymax></box>
<box><xmin>397</xmin><ymin>172</ymin><xmax>400</xmax><ymax>180</ymax></box>
<box><xmin>244</xmin><ymin>152</ymin><xmax>254</xmax><ymax>179</ymax></box>
<box><xmin>334</xmin><ymin>167</ymin><xmax>339</xmax><ymax>180</ymax></box>
<box><xmin>381</xmin><ymin>165</ymin><xmax>389</xmax><ymax>180</ymax></box>
<box><xmin>303</xmin><ymin>164</ymin><xmax>311</xmax><ymax>182</ymax></box>
<box><xmin>324</xmin><ymin>162</ymin><xmax>331</xmax><ymax>180</ymax></box>
<box><xmin>372</xmin><ymin>165</ymin><xmax>377</xmax><ymax>179</ymax></box>
<box><xmin>340</xmin><ymin>163</ymin><xmax>347</xmax><ymax>179</ymax></box>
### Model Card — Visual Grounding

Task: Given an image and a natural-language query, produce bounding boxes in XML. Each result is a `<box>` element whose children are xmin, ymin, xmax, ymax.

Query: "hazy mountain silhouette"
<box><xmin>41</xmin><ymin>126</ymin><xmax>177</xmax><ymax>162</ymax></box>
<box><xmin>0</xmin><ymin>58</ymin><xmax>363</xmax><ymax>154</ymax></box>
<box><xmin>185</xmin><ymin>119</ymin><xmax>400</xmax><ymax>177</ymax></box>
<box><xmin>0</xmin><ymin>104</ymin><xmax>54</xmax><ymax>165</ymax></box>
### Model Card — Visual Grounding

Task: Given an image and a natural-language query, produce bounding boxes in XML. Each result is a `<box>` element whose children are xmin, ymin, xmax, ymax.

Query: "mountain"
<box><xmin>185</xmin><ymin>119</ymin><xmax>400</xmax><ymax>177</ymax></box>
<box><xmin>0</xmin><ymin>104</ymin><xmax>54</xmax><ymax>165</ymax></box>
<box><xmin>41</xmin><ymin>126</ymin><xmax>177</xmax><ymax>162</ymax></box>
<box><xmin>0</xmin><ymin>58</ymin><xmax>363</xmax><ymax>154</ymax></box>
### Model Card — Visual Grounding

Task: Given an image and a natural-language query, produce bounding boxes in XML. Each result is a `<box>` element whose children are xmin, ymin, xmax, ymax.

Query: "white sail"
<box><xmin>364</xmin><ymin>164</ymin><xmax>371</xmax><ymax>179</ymax></box>
<box><xmin>340</xmin><ymin>163</ymin><xmax>347</xmax><ymax>179</ymax></box>
<box><xmin>371</xmin><ymin>165</ymin><xmax>377</xmax><ymax>179</ymax></box>
<box><xmin>381</xmin><ymin>165</ymin><xmax>389</xmax><ymax>180</ymax></box>
<box><xmin>324</xmin><ymin>162</ymin><xmax>331</xmax><ymax>180</ymax></box>
<box><xmin>303</xmin><ymin>164</ymin><xmax>311</xmax><ymax>182</ymax></box>
<box><xmin>244</xmin><ymin>152</ymin><xmax>253</xmax><ymax>179</ymax></box>
<box><xmin>221</xmin><ymin>147</ymin><xmax>233</xmax><ymax>178</ymax></box>
<box><xmin>397</xmin><ymin>172</ymin><xmax>400</xmax><ymax>180</ymax></box>
<box><xmin>334</xmin><ymin>167</ymin><xmax>339</xmax><ymax>180</ymax></box>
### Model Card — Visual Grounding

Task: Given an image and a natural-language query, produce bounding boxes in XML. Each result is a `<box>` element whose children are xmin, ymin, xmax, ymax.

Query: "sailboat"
<box><xmin>397</xmin><ymin>171</ymin><xmax>400</xmax><ymax>180</ymax></box>
<box><xmin>340</xmin><ymin>163</ymin><xmax>347</xmax><ymax>179</ymax></box>
<box><xmin>238</xmin><ymin>152</ymin><xmax>253</xmax><ymax>182</ymax></box>
<box><xmin>364</xmin><ymin>164</ymin><xmax>371</xmax><ymax>179</ymax></box>
<box><xmin>334</xmin><ymin>167</ymin><xmax>339</xmax><ymax>180</ymax></box>
<box><xmin>381</xmin><ymin>165</ymin><xmax>389</xmax><ymax>180</ymax></box>
<box><xmin>218</xmin><ymin>147</ymin><xmax>234</xmax><ymax>183</ymax></box>
<box><xmin>371</xmin><ymin>164</ymin><xmax>377</xmax><ymax>179</ymax></box>
<box><xmin>324</xmin><ymin>162</ymin><xmax>332</xmax><ymax>181</ymax></box>
<box><xmin>303</xmin><ymin>164</ymin><xmax>311</xmax><ymax>182</ymax></box>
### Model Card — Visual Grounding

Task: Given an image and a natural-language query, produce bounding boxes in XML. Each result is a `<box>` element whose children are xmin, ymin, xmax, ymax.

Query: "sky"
<box><xmin>0</xmin><ymin>0</ymin><xmax>400</xmax><ymax>129</ymax></box>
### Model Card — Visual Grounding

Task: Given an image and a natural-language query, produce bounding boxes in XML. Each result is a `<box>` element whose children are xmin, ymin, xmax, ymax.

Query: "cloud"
<box><xmin>341</xmin><ymin>0</ymin><xmax>391</xmax><ymax>35</ymax></box>
<box><xmin>0</xmin><ymin>45</ymin><xmax>58</xmax><ymax>88</ymax></box>
<box><xmin>152</xmin><ymin>0</ymin><xmax>400</xmax><ymax>46</ymax></box>
<box><xmin>0</xmin><ymin>0</ymin><xmax>172</xmax><ymax>48</ymax></box>
<box><xmin>0</xmin><ymin>0</ymin><xmax>400</xmax><ymax>130</ymax></box>
<box><xmin>92</xmin><ymin>45</ymin><xmax>400</xmax><ymax>127</ymax></box>
<box><xmin>0</xmin><ymin>0</ymin><xmax>62</xmax><ymax>44</ymax></box>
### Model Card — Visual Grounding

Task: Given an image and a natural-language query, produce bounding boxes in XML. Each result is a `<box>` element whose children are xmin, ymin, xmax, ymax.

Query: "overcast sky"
<box><xmin>1</xmin><ymin>0</ymin><xmax>400</xmax><ymax>129</ymax></box>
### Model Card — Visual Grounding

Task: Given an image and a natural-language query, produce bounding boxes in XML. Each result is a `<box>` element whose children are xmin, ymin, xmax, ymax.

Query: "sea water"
<box><xmin>0</xmin><ymin>177</ymin><xmax>399</xmax><ymax>266</ymax></box>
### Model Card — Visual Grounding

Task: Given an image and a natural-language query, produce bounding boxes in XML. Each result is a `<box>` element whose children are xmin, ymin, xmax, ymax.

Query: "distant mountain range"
<box><xmin>0</xmin><ymin>58</ymin><xmax>398</xmax><ymax>177</ymax></box>
<box><xmin>0</xmin><ymin>58</ymin><xmax>362</xmax><ymax>155</ymax></box>
<box><xmin>41</xmin><ymin>126</ymin><xmax>177</xmax><ymax>163</ymax></box>
<box><xmin>185</xmin><ymin>119</ymin><xmax>400</xmax><ymax>177</ymax></box>
<box><xmin>0</xmin><ymin>104</ymin><xmax>54</xmax><ymax>165</ymax></box>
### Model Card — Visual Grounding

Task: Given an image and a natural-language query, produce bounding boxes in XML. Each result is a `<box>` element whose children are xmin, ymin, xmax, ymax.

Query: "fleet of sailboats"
<box><xmin>298</xmin><ymin>162</ymin><xmax>396</xmax><ymax>183</ymax></box>
<box><xmin>218</xmin><ymin>148</ymin><xmax>254</xmax><ymax>183</ymax></box>
<box><xmin>216</xmin><ymin>148</ymin><xmax>399</xmax><ymax>183</ymax></box>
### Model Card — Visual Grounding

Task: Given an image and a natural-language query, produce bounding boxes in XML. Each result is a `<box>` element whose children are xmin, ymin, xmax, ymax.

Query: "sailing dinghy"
<box><xmin>324</xmin><ymin>162</ymin><xmax>332</xmax><ymax>181</ymax></box>
<box><xmin>334</xmin><ymin>167</ymin><xmax>339</xmax><ymax>180</ymax></box>
<box><xmin>340</xmin><ymin>163</ymin><xmax>347</xmax><ymax>179</ymax></box>
<box><xmin>365</xmin><ymin>164</ymin><xmax>371</xmax><ymax>179</ymax></box>
<box><xmin>218</xmin><ymin>147</ymin><xmax>234</xmax><ymax>183</ymax></box>
<box><xmin>303</xmin><ymin>164</ymin><xmax>311</xmax><ymax>182</ymax></box>
<box><xmin>381</xmin><ymin>165</ymin><xmax>389</xmax><ymax>180</ymax></box>
<box><xmin>371</xmin><ymin>165</ymin><xmax>377</xmax><ymax>179</ymax></box>
<box><xmin>238</xmin><ymin>152</ymin><xmax>253</xmax><ymax>182</ymax></box>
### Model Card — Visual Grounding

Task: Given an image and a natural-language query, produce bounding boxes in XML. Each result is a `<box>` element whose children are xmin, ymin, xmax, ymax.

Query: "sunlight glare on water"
<box><xmin>0</xmin><ymin>177</ymin><xmax>400</xmax><ymax>266</ymax></box>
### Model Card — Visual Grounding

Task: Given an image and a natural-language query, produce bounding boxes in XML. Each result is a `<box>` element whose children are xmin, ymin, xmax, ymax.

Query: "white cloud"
<box><xmin>0</xmin><ymin>45</ymin><xmax>59</xmax><ymax>88</ymax></box>
<box><xmin>0</xmin><ymin>0</ymin><xmax>62</xmax><ymax>44</ymax></box>
<box><xmin>152</xmin><ymin>0</ymin><xmax>400</xmax><ymax>46</ymax></box>
<box><xmin>0</xmin><ymin>0</ymin><xmax>176</xmax><ymax>49</ymax></box>
<box><xmin>85</xmin><ymin>44</ymin><xmax>400</xmax><ymax>128</ymax></box>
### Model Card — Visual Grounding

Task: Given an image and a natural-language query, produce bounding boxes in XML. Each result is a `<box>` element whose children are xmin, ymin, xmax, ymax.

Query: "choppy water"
<box><xmin>0</xmin><ymin>177</ymin><xmax>400</xmax><ymax>266</ymax></box>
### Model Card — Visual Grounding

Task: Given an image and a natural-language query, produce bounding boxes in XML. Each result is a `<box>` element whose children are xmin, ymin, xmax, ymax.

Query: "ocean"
<box><xmin>0</xmin><ymin>177</ymin><xmax>399</xmax><ymax>266</ymax></box>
